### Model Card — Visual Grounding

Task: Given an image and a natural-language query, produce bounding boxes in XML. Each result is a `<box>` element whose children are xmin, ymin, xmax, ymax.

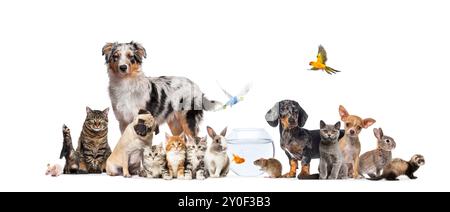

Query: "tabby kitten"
<box><xmin>184</xmin><ymin>136</ymin><xmax>208</xmax><ymax>180</ymax></box>
<box><xmin>140</xmin><ymin>144</ymin><xmax>169</xmax><ymax>179</ymax></box>
<box><xmin>77</xmin><ymin>107</ymin><xmax>111</xmax><ymax>174</ymax></box>
<box><xmin>165</xmin><ymin>132</ymin><xmax>186</xmax><ymax>180</ymax></box>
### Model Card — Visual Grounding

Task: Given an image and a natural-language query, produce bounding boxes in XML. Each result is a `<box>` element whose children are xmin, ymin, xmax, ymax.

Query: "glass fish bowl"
<box><xmin>226</xmin><ymin>128</ymin><xmax>275</xmax><ymax>177</ymax></box>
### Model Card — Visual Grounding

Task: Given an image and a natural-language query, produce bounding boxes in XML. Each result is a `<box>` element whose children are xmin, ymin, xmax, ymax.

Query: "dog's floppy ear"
<box><xmin>265</xmin><ymin>102</ymin><xmax>280</xmax><ymax>127</ymax></box>
<box><xmin>138</xmin><ymin>109</ymin><xmax>151</xmax><ymax>115</ymax></box>
<box><xmin>154</xmin><ymin>125</ymin><xmax>159</xmax><ymax>135</ymax></box>
<box><xmin>130</xmin><ymin>41</ymin><xmax>147</xmax><ymax>63</ymax></box>
<box><xmin>295</xmin><ymin>101</ymin><xmax>308</xmax><ymax>128</ymax></box>
<box><xmin>102</xmin><ymin>42</ymin><xmax>116</xmax><ymax>63</ymax></box>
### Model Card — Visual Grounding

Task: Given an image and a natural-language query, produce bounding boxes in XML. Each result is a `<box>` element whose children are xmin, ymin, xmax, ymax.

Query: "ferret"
<box><xmin>254</xmin><ymin>158</ymin><xmax>282</xmax><ymax>178</ymax></box>
<box><xmin>369</xmin><ymin>154</ymin><xmax>425</xmax><ymax>181</ymax></box>
<box><xmin>45</xmin><ymin>164</ymin><xmax>63</xmax><ymax>177</ymax></box>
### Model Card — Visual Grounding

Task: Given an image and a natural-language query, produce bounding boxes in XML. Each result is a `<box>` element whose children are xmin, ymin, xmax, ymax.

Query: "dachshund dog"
<box><xmin>265</xmin><ymin>100</ymin><xmax>343</xmax><ymax>179</ymax></box>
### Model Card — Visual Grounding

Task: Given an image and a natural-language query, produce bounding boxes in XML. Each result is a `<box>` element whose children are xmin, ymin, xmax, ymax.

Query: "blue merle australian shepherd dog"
<box><xmin>102</xmin><ymin>41</ymin><xmax>222</xmax><ymax>136</ymax></box>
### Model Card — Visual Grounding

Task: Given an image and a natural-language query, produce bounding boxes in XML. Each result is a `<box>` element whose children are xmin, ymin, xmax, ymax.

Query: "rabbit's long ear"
<box><xmin>378</xmin><ymin>128</ymin><xmax>384</xmax><ymax>138</ymax></box>
<box><xmin>373</xmin><ymin>128</ymin><xmax>382</xmax><ymax>140</ymax></box>
<box><xmin>207</xmin><ymin>126</ymin><xmax>217</xmax><ymax>138</ymax></box>
<box><xmin>265</xmin><ymin>102</ymin><xmax>280</xmax><ymax>127</ymax></box>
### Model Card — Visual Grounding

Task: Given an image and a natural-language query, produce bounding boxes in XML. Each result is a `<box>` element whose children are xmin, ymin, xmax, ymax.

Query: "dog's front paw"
<box><xmin>123</xmin><ymin>173</ymin><xmax>132</xmax><ymax>178</ymax></box>
<box><xmin>163</xmin><ymin>175</ymin><xmax>173</xmax><ymax>180</ymax></box>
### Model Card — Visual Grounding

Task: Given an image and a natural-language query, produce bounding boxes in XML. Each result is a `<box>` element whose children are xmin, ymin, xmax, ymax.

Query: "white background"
<box><xmin>0</xmin><ymin>0</ymin><xmax>448</xmax><ymax>191</ymax></box>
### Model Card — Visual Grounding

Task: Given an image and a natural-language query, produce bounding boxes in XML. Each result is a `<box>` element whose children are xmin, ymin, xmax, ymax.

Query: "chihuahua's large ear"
<box><xmin>130</xmin><ymin>41</ymin><xmax>147</xmax><ymax>63</ymax></box>
<box><xmin>102</xmin><ymin>42</ymin><xmax>116</xmax><ymax>63</ymax></box>
<box><xmin>339</xmin><ymin>105</ymin><xmax>349</xmax><ymax>120</ymax></box>
<box><xmin>363</xmin><ymin>118</ymin><xmax>376</xmax><ymax>129</ymax></box>
<box><xmin>207</xmin><ymin>126</ymin><xmax>217</xmax><ymax>138</ymax></box>
<box><xmin>265</xmin><ymin>102</ymin><xmax>280</xmax><ymax>127</ymax></box>
<box><xmin>295</xmin><ymin>102</ymin><xmax>308</xmax><ymax>127</ymax></box>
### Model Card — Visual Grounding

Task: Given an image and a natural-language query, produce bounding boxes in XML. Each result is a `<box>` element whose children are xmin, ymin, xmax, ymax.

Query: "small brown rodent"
<box><xmin>254</xmin><ymin>158</ymin><xmax>282</xmax><ymax>178</ymax></box>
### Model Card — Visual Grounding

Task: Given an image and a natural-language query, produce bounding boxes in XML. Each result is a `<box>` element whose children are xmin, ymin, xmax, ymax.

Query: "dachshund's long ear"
<box><xmin>130</xmin><ymin>41</ymin><xmax>147</xmax><ymax>63</ymax></box>
<box><xmin>102</xmin><ymin>42</ymin><xmax>116</xmax><ymax>63</ymax></box>
<box><xmin>295</xmin><ymin>102</ymin><xmax>308</xmax><ymax>127</ymax></box>
<box><xmin>265</xmin><ymin>102</ymin><xmax>280</xmax><ymax>127</ymax></box>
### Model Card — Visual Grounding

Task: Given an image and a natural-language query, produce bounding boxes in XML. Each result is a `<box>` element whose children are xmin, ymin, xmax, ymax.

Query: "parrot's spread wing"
<box><xmin>317</xmin><ymin>45</ymin><xmax>328</xmax><ymax>64</ymax></box>
<box><xmin>237</xmin><ymin>83</ymin><xmax>252</xmax><ymax>97</ymax></box>
<box><xmin>217</xmin><ymin>81</ymin><xmax>233</xmax><ymax>99</ymax></box>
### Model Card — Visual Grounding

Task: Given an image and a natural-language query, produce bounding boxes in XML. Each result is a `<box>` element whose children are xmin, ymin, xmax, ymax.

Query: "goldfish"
<box><xmin>232</xmin><ymin>154</ymin><xmax>245</xmax><ymax>164</ymax></box>
<box><xmin>309</xmin><ymin>45</ymin><xmax>340</xmax><ymax>75</ymax></box>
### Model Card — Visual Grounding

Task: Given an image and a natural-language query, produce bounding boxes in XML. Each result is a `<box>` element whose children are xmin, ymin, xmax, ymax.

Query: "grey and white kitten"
<box><xmin>184</xmin><ymin>136</ymin><xmax>208</xmax><ymax>180</ymax></box>
<box><xmin>319</xmin><ymin>120</ymin><xmax>347</xmax><ymax>180</ymax></box>
<box><xmin>139</xmin><ymin>144</ymin><xmax>169</xmax><ymax>179</ymax></box>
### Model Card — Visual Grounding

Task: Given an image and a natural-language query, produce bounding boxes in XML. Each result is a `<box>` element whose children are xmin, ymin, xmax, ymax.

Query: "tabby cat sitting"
<box><xmin>76</xmin><ymin>107</ymin><xmax>111</xmax><ymax>174</ymax></box>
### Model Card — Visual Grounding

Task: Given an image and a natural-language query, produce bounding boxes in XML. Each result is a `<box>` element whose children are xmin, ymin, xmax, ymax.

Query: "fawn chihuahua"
<box><xmin>338</xmin><ymin>105</ymin><xmax>375</xmax><ymax>178</ymax></box>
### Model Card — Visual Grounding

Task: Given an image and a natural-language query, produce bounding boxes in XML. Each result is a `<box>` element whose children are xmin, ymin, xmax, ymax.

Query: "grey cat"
<box><xmin>184</xmin><ymin>136</ymin><xmax>208</xmax><ymax>180</ymax></box>
<box><xmin>139</xmin><ymin>144</ymin><xmax>169</xmax><ymax>178</ymax></box>
<box><xmin>319</xmin><ymin>120</ymin><xmax>347</xmax><ymax>180</ymax></box>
